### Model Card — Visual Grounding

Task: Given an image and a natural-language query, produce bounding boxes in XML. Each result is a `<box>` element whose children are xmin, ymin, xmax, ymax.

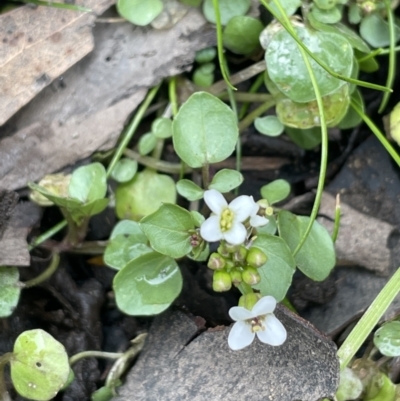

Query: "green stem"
<box><xmin>351</xmin><ymin>99</ymin><xmax>400</xmax><ymax>167</ymax></box>
<box><xmin>218</xmin><ymin>92</ymin><xmax>272</xmax><ymax>103</ymax></box>
<box><xmin>202</xmin><ymin>164</ymin><xmax>210</xmax><ymax>189</ymax></box>
<box><xmin>169</xmin><ymin>77</ymin><xmax>179</xmax><ymax>117</ymax></box>
<box><xmin>10</xmin><ymin>0</ymin><xmax>91</xmax><ymax>12</ymax></box>
<box><xmin>106</xmin><ymin>83</ymin><xmax>162</xmax><ymax>178</ymax></box>
<box><xmin>238</xmin><ymin>73</ymin><xmax>265</xmax><ymax>120</ymax></box>
<box><xmin>28</xmin><ymin>220</ymin><xmax>67</xmax><ymax>251</ymax></box>
<box><xmin>0</xmin><ymin>353</ymin><xmax>13</xmax><ymax>401</ymax></box>
<box><xmin>238</xmin><ymin>98</ymin><xmax>275</xmax><ymax>132</ymax></box>
<box><xmin>69</xmin><ymin>351</ymin><xmax>123</xmax><ymax>366</ymax></box>
<box><xmin>338</xmin><ymin>267</ymin><xmax>400</xmax><ymax>370</ymax></box>
<box><xmin>22</xmin><ymin>253</ymin><xmax>60</xmax><ymax>288</ymax></box>
<box><xmin>212</xmin><ymin>0</ymin><xmax>236</xmax><ymax>91</ymax></box>
<box><xmin>378</xmin><ymin>0</ymin><xmax>396</xmax><ymax>113</ymax></box>
<box><xmin>331</xmin><ymin>194</ymin><xmax>341</xmax><ymax>243</ymax></box>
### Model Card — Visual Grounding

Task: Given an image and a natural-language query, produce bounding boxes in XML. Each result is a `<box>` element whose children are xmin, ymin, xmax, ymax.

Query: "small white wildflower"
<box><xmin>200</xmin><ymin>189</ymin><xmax>255</xmax><ymax>245</ymax></box>
<box><xmin>228</xmin><ymin>296</ymin><xmax>287</xmax><ymax>350</ymax></box>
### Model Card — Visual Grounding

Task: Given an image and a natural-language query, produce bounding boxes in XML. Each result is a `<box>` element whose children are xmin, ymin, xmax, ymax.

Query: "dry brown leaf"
<box><xmin>0</xmin><ymin>0</ymin><xmax>115</xmax><ymax>126</ymax></box>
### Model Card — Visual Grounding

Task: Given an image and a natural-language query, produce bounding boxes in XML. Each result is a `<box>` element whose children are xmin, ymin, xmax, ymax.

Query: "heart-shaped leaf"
<box><xmin>113</xmin><ymin>252</ymin><xmax>183</xmax><ymax>316</ymax></box>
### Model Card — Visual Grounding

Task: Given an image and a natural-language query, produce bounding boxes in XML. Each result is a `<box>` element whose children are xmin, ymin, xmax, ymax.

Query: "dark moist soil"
<box><xmin>2</xmin><ymin>39</ymin><xmax>400</xmax><ymax>401</ymax></box>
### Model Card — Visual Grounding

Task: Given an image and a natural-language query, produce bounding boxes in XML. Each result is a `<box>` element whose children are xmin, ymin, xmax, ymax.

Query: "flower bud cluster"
<box><xmin>209</xmin><ymin>242</ymin><xmax>268</xmax><ymax>292</ymax></box>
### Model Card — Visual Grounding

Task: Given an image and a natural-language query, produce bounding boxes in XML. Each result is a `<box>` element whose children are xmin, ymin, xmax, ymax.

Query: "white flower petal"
<box><xmin>250</xmin><ymin>215</ymin><xmax>269</xmax><ymax>227</ymax></box>
<box><xmin>223</xmin><ymin>223</ymin><xmax>247</xmax><ymax>245</ymax></box>
<box><xmin>229</xmin><ymin>195</ymin><xmax>254</xmax><ymax>222</ymax></box>
<box><xmin>256</xmin><ymin>314</ymin><xmax>287</xmax><ymax>346</ymax></box>
<box><xmin>229</xmin><ymin>306</ymin><xmax>256</xmax><ymax>321</ymax></box>
<box><xmin>200</xmin><ymin>215</ymin><xmax>223</xmax><ymax>242</ymax></box>
<box><xmin>252</xmin><ymin>296</ymin><xmax>276</xmax><ymax>315</ymax></box>
<box><xmin>204</xmin><ymin>189</ymin><xmax>227</xmax><ymax>214</ymax></box>
<box><xmin>250</xmin><ymin>198</ymin><xmax>259</xmax><ymax>216</ymax></box>
<box><xmin>228</xmin><ymin>321</ymin><xmax>255</xmax><ymax>350</ymax></box>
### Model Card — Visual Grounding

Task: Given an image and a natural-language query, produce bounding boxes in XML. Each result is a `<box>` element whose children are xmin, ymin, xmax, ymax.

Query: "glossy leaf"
<box><xmin>116</xmin><ymin>0</ymin><xmax>163</xmax><ymax>26</ymax></box>
<box><xmin>265</xmin><ymin>26</ymin><xmax>353</xmax><ymax>103</ymax></box>
<box><xmin>374</xmin><ymin>322</ymin><xmax>400</xmax><ymax>357</ymax></box>
<box><xmin>115</xmin><ymin>169</ymin><xmax>176</xmax><ymax>221</ymax></box>
<box><xmin>172</xmin><ymin>92</ymin><xmax>238</xmax><ymax>168</ymax></box>
<box><xmin>152</xmin><ymin>117</ymin><xmax>173</xmax><ymax>139</ymax></box>
<box><xmin>277</xmin><ymin>84</ymin><xmax>350</xmax><ymax>129</ymax></box>
<box><xmin>138</xmin><ymin>132</ymin><xmax>158</xmax><ymax>156</ymax></box>
<box><xmin>202</xmin><ymin>0</ymin><xmax>250</xmax><ymax>25</ymax></box>
<box><xmin>360</xmin><ymin>13</ymin><xmax>400</xmax><ymax>48</ymax></box>
<box><xmin>223</xmin><ymin>16</ymin><xmax>264</xmax><ymax>55</ymax></box>
<box><xmin>254</xmin><ymin>115</ymin><xmax>284</xmax><ymax>137</ymax></box>
<box><xmin>113</xmin><ymin>252</ymin><xmax>183</xmax><ymax>316</ymax></box>
<box><xmin>285</xmin><ymin>127</ymin><xmax>322</xmax><ymax>149</ymax></box>
<box><xmin>278</xmin><ymin>210</ymin><xmax>335</xmax><ymax>280</ymax></box>
<box><xmin>11</xmin><ymin>329</ymin><xmax>70</xmax><ymax>401</ymax></box>
<box><xmin>111</xmin><ymin>158</ymin><xmax>138</xmax><ymax>183</ymax></box>
<box><xmin>209</xmin><ymin>169</ymin><xmax>243</xmax><ymax>193</ymax></box>
<box><xmin>252</xmin><ymin>234</ymin><xmax>296</xmax><ymax>301</ymax></box>
<box><xmin>140</xmin><ymin>204</ymin><xmax>195</xmax><ymax>258</ymax></box>
<box><xmin>0</xmin><ymin>266</ymin><xmax>20</xmax><ymax>318</ymax></box>
<box><xmin>69</xmin><ymin>163</ymin><xmax>107</xmax><ymax>203</ymax></box>
<box><xmin>176</xmin><ymin>179</ymin><xmax>204</xmax><ymax>201</ymax></box>
<box><xmin>260</xmin><ymin>179</ymin><xmax>291</xmax><ymax>204</ymax></box>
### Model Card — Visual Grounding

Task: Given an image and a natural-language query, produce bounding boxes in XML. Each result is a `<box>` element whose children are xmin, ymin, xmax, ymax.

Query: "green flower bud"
<box><xmin>246</xmin><ymin>247</ymin><xmax>268</xmax><ymax>268</ymax></box>
<box><xmin>238</xmin><ymin>293</ymin><xmax>262</xmax><ymax>310</ymax></box>
<box><xmin>232</xmin><ymin>246</ymin><xmax>248</xmax><ymax>263</ymax></box>
<box><xmin>257</xmin><ymin>199</ymin><xmax>269</xmax><ymax>209</ymax></box>
<box><xmin>265</xmin><ymin>206</ymin><xmax>274</xmax><ymax>217</ymax></box>
<box><xmin>217</xmin><ymin>243</ymin><xmax>230</xmax><ymax>258</ymax></box>
<box><xmin>230</xmin><ymin>268</ymin><xmax>243</xmax><ymax>286</ymax></box>
<box><xmin>207</xmin><ymin>252</ymin><xmax>226</xmax><ymax>270</ymax></box>
<box><xmin>242</xmin><ymin>266</ymin><xmax>261</xmax><ymax>285</ymax></box>
<box><xmin>212</xmin><ymin>270</ymin><xmax>232</xmax><ymax>292</ymax></box>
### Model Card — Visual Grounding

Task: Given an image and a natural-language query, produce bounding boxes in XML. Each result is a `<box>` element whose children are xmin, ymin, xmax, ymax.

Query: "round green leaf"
<box><xmin>69</xmin><ymin>163</ymin><xmax>107</xmax><ymax>203</ymax></box>
<box><xmin>193</xmin><ymin>67</ymin><xmax>214</xmax><ymax>87</ymax></box>
<box><xmin>195</xmin><ymin>47</ymin><xmax>217</xmax><ymax>63</ymax></box>
<box><xmin>104</xmin><ymin>234</ymin><xmax>152</xmax><ymax>271</ymax></box>
<box><xmin>140</xmin><ymin>203</ymin><xmax>195</xmax><ymax>258</ymax></box>
<box><xmin>278</xmin><ymin>210</ymin><xmax>336</xmax><ymax>281</ymax></box>
<box><xmin>113</xmin><ymin>252</ymin><xmax>183</xmax><ymax>316</ymax></box>
<box><xmin>202</xmin><ymin>0</ymin><xmax>250</xmax><ymax>25</ymax></box>
<box><xmin>152</xmin><ymin>117</ymin><xmax>173</xmax><ymax>139</ymax></box>
<box><xmin>209</xmin><ymin>169</ymin><xmax>243</xmax><ymax>193</ymax></box>
<box><xmin>223</xmin><ymin>16</ymin><xmax>264</xmax><ymax>55</ymax></box>
<box><xmin>252</xmin><ymin>234</ymin><xmax>296</xmax><ymax>301</ymax></box>
<box><xmin>260</xmin><ymin>179</ymin><xmax>291</xmax><ymax>205</ymax></box>
<box><xmin>172</xmin><ymin>92</ymin><xmax>238</xmax><ymax>168</ymax></box>
<box><xmin>117</xmin><ymin>0</ymin><xmax>163</xmax><ymax>26</ymax></box>
<box><xmin>0</xmin><ymin>266</ymin><xmax>20</xmax><ymax>318</ymax></box>
<box><xmin>265</xmin><ymin>0</ymin><xmax>301</xmax><ymax>18</ymax></box>
<box><xmin>254</xmin><ymin>115</ymin><xmax>284</xmax><ymax>137</ymax></box>
<box><xmin>360</xmin><ymin>13</ymin><xmax>400</xmax><ymax>48</ymax></box>
<box><xmin>374</xmin><ymin>322</ymin><xmax>400</xmax><ymax>357</ymax></box>
<box><xmin>115</xmin><ymin>169</ymin><xmax>176</xmax><ymax>221</ymax></box>
<box><xmin>111</xmin><ymin>158</ymin><xmax>138</xmax><ymax>183</ymax></box>
<box><xmin>311</xmin><ymin>5</ymin><xmax>342</xmax><ymax>24</ymax></box>
<box><xmin>285</xmin><ymin>127</ymin><xmax>322</xmax><ymax>149</ymax></box>
<box><xmin>11</xmin><ymin>329</ymin><xmax>70</xmax><ymax>401</ymax></box>
<box><xmin>265</xmin><ymin>27</ymin><xmax>353</xmax><ymax>103</ymax></box>
<box><xmin>176</xmin><ymin>179</ymin><xmax>204</xmax><ymax>201</ymax></box>
<box><xmin>277</xmin><ymin>84</ymin><xmax>350</xmax><ymax>129</ymax></box>
<box><xmin>138</xmin><ymin>132</ymin><xmax>158</xmax><ymax>156</ymax></box>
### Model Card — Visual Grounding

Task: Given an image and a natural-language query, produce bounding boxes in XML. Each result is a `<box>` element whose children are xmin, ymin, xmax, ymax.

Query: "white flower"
<box><xmin>249</xmin><ymin>198</ymin><xmax>269</xmax><ymax>228</ymax></box>
<box><xmin>200</xmin><ymin>189</ymin><xmax>255</xmax><ymax>245</ymax></box>
<box><xmin>228</xmin><ymin>296</ymin><xmax>287</xmax><ymax>350</ymax></box>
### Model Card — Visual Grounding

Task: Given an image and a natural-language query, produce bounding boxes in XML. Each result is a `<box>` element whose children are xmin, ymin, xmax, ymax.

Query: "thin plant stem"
<box><xmin>337</xmin><ymin>267</ymin><xmax>400</xmax><ymax>369</ymax></box>
<box><xmin>22</xmin><ymin>253</ymin><xmax>60</xmax><ymax>288</ymax></box>
<box><xmin>238</xmin><ymin>98</ymin><xmax>275</xmax><ymax>132</ymax></box>
<box><xmin>351</xmin><ymin>99</ymin><xmax>400</xmax><ymax>167</ymax></box>
<box><xmin>331</xmin><ymin>194</ymin><xmax>341</xmax><ymax>243</ymax></box>
<box><xmin>29</xmin><ymin>220</ymin><xmax>67</xmax><ymax>251</ymax></box>
<box><xmin>106</xmin><ymin>83</ymin><xmax>162</xmax><ymax>178</ymax></box>
<box><xmin>202</xmin><ymin>164</ymin><xmax>210</xmax><ymax>189</ymax></box>
<box><xmin>212</xmin><ymin>0</ymin><xmax>236</xmax><ymax>91</ymax></box>
<box><xmin>238</xmin><ymin>74</ymin><xmax>265</xmax><ymax>120</ymax></box>
<box><xmin>69</xmin><ymin>351</ymin><xmax>123</xmax><ymax>366</ymax></box>
<box><xmin>169</xmin><ymin>77</ymin><xmax>179</xmax><ymax>117</ymax></box>
<box><xmin>378</xmin><ymin>0</ymin><xmax>396</xmax><ymax>113</ymax></box>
